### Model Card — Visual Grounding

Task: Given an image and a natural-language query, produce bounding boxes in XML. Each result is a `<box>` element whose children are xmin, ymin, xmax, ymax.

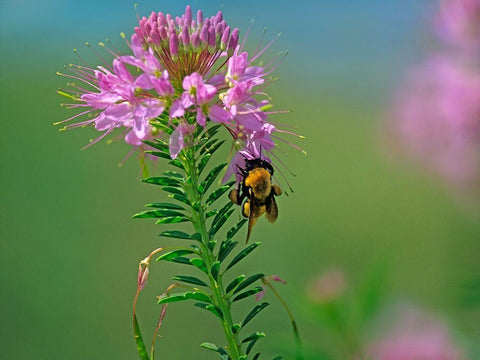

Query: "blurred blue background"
<box><xmin>1</xmin><ymin>0</ymin><xmax>479</xmax><ymax>359</ymax></box>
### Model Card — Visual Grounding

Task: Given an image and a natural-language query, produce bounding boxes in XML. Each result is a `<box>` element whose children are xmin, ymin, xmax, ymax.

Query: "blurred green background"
<box><xmin>1</xmin><ymin>0</ymin><xmax>479</xmax><ymax>359</ymax></box>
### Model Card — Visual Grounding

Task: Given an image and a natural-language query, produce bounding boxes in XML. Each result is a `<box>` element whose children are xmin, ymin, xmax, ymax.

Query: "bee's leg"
<box><xmin>242</xmin><ymin>200</ymin><xmax>251</xmax><ymax>218</ymax></box>
<box><xmin>272</xmin><ymin>184</ymin><xmax>282</xmax><ymax>196</ymax></box>
<box><xmin>229</xmin><ymin>189</ymin><xmax>239</xmax><ymax>204</ymax></box>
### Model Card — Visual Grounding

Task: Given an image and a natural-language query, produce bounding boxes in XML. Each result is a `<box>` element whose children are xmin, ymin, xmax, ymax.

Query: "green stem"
<box><xmin>265</xmin><ymin>281</ymin><xmax>304</xmax><ymax>360</ymax></box>
<box><xmin>182</xmin><ymin>148</ymin><xmax>244</xmax><ymax>360</ymax></box>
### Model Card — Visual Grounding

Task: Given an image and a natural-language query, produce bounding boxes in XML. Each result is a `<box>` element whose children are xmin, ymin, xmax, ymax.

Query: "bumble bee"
<box><xmin>229</xmin><ymin>158</ymin><xmax>282</xmax><ymax>243</ymax></box>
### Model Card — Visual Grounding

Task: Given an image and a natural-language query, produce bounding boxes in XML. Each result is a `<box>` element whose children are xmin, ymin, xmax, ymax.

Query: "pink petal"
<box><xmin>130</xmin><ymin>34</ymin><xmax>144</xmax><ymax>58</ymax></box>
<box><xmin>105</xmin><ymin>103</ymin><xmax>132</xmax><ymax>122</ymax></box>
<box><xmin>255</xmin><ymin>286</ymin><xmax>266</xmax><ymax>301</ymax></box>
<box><xmin>209</xmin><ymin>104</ymin><xmax>232</xmax><ymax>123</ymax></box>
<box><xmin>196</xmin><ymin>108</ymin><xmax>206</xmax><ymax>126</ymax></box>
<box><xmin>169</xmin><ymin>99</ymin><xmax>185</xmax><ymax>118</ymax></box>
<box><xmin>135</xmin><ymin>73</ymin><xmax>154</xmax><ymax>90</ymax></box>
<box><xmin>181</xmin><ymin>92</ymin><xmax>195</xmax><ymax>108</ymax></box>
<box><xmin>169</xmin><ymin>126</ymin><xmax>185</xmax><ymax>159</ymax></box>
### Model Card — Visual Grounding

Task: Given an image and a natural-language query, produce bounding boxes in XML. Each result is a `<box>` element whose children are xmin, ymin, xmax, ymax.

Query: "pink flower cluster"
<box><xmin>387</xmin><ymin>0</ymin><xmax>480</xmax><ymax>198</ymax></box>
<box><xmin>57</xmin><ymin>6</ymin><xmax>297</xmax><ymax>181</ymax></box>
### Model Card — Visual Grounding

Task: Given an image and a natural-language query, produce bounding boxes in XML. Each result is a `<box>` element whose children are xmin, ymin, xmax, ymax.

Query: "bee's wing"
<box><xmin>265</xmin><ymin>194</ymin><xmax>278</xmax><ymax>223</ymax></box>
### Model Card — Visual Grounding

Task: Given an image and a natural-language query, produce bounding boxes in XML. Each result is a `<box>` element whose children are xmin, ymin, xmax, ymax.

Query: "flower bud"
<box><xmin>181</xmin><ymin>26</ymin><xmax>190</xmax><ymax>46</ymax></box>
<box><xmin>228</xmin><ymin>28</ymin><xmax>239</xmax><ymax>51</ymax></box>
<box><xmin>197</xmin><ymin>9</ymin><xmax>203</xmax><ymax>25</ymax></box>
<box><xmin>184</xmin><ymin>5</ymin><xmax>192</xmax><ymax>28</ymax></box>
<box><xmin>221</xmin><ymin>26</ymin><xmax>230</xmax><ymax>50</ymax></box>
<box><xmin>169</xmin><ymin>28</ymin><xmax>178</xmax><ymax>57</ymax></box>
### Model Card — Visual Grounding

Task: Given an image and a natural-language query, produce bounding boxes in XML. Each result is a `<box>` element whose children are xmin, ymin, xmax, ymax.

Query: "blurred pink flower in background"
<box><xmin>390</xmin><ymin>56</ymin><xmax>480</xmax><ymax>191</ymax></box>
<box><xmin>306</xmin><ymin>268</ymin><xmax>347</xmax><ymax>303</ymax></box>
<box><xmin>386</xmin><ymin>0</ymin><xmax>480</xmax><ymax>201</ymax></box>
<box><xmin>367</xmin><ymin>308</ymin><xmax>466</xmax><ymax>360</ymax></box>
<box><xmin>435</xmin><ymin>0</ymin><xmax>480</xmax><ymax>51</ymax></box>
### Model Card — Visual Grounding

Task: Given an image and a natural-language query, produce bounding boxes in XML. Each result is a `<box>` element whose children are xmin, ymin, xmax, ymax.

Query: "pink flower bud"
<box><xmin>169</xmin><ymin>28</ymin><xmax>178</xmax><ymax>57</ymax></box>
<box><xmin>255</xmin><ymin>286</ymin><xmax>266</xmax><ymax>301</ymax></box>
<box><xmin>157</xmin><ymin>12</ymin><xmax>166</xmax><ymax>26</ymax></box>
<box><xmin>197</xmin><ymin>9</ymin><xmax>203</xmax><ymax>25</ymax></box>
<box><xmin>137</xmin><ymin>260</ymin><xmax>150</xmax><ymax>291</ymax></box>
<box><xmin>184</xmin><ymin>5</ymin><xmax>192</xmax><ymax>28</ymax></box>
<box><xmin>150</xmin><ymin>11</ymin><xmax>157</xmax><ymax>23</ymax></box>
<box><xmin>228</xmin><ymin>28</ymin><xmax>239</xmax><ymax>51</ymax></box>
<box><xmin>181</xmin><ymin>26</ymin><xmax>190</xmax><ymax>46</ymax></box>
<box><xmin>208</xmin><ymin>27</ymin><xmax>216</xmax><ymax>47</ymax></box>
<box><xmin>221</xmin><ymin>26</ymin><xmax>230</xmax><ymax>49</ymax></box>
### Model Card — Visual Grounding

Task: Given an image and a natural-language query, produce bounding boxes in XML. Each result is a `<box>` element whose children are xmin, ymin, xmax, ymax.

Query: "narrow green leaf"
<box><xmin>197</xmin><ymin>138</ymin><xmax>218</xmax><ymax>155</ymax></box>
<box><xmin>143</xmin><ymin>140</ymin><xmax>169</xmax><ymax>152</ymax></box>
<box><xmin>158</xmin><ymin>231</ymin><xmax>192</xmax><ymax>240</ymax></box>
<box><xmin>210</xmin><ymin>202</ymin><xmax>235</xmax><ymax>235</ymax></box>
<box><xmin>242</xmin><ymin>332</ymin><xmax>266</xmax><ymax>344</ymax></box>
<box><xmin>163</xmin><ymin>171</ymin><xmax>184</xmax><ymax>179</ymax></box>
<box><xmin>157</xmin><ymin>291</ymin><xmax>211</xmax><ymax>305</ymax></box>
<box><xmin>145</xmin><ymin>202</ymin><xmax>185</xmax><ymax>210</ymax></box>
<box><xmin>234</xmin><ymin>273</ymin><xmax>265</xmax><ymax>295</ymax></box>
<box><xmin>211</xmin><ymin>261</ymin><xmax>220</xmax><ymax>280</ymax></box>
<box><xmin>193</xmin><ymin>137</ymin><xmax>209</xmax><ymax>153</ymax></box>
<box><xmin>156</xmin><ymin>250</ymin><xmax>194</xmax><ymax>262</ymax></box>
<box><xmin>212</xmin><ymin>201</ymin><xmax>234</xmax><ymax>226</ymax></box>
<box><xmin>150</xmin><ymin>121</ymin><xmax>173</xmax><ymax>134</ymax></box>
<box><xmin>246</xmin><ymin>335</ymin><xmax>263</xmax><ymax>356</ymax></box>
<box><xmin>233</xmin><ymin>287</ymin><xmax>264</xmax><ymax>302</ymax></box>
<box><xmin>218</xmin><ymin>239</ymin><xmax>238</xmax><ymax>263</ymax></box>
<box><xmin>191</xmin><ymin>233</ymin><xmax>203</xmax><ymax>242</ymax></box>
<box><xmin>198</xmin><ymin>163</ymin><xmax>227</xmax><ymax>195</ymax></box>
<box><xmin>210</xmin><ymin>209</ymin><xmax>234</xmax><ymax>237</ymax></box>
<box><xmin>226</xmin><ymin>219</ymin><xmax>248</xmax><ymax>240</ymax></box>
<box><xmin>155</xmin><ymin>216</ymin><xmax>189</xmax><ymax>224</ymax></box>
<box><xmin>171</xmin><ymin>257</ymin><xmax>192</xmax><ymax>265</ymax></box>
<box><xmin>168</xmin><ymin>193</ymin><xmax>191</xmax><ymax>206</ymax></box>
<box><xmin>232</xmin><ymin>323</ymin><xmax>241</xmax><ymax>334</ymax></box>
<box><xmin>242</xmin><ymin>303</ymin><xmax>270</xmax><ymax>328</ymax></box>
<box><xmin>226</xmin><ymin>243</ymin><xmax>261</xmax><ymax>271</ymax></box>
<box><xmin>252</xmin><ymin>353</ymin><xmax>260</xmax><ymax>360</ymax></box>
<box><xmin>200</xmin><ymin>343</ymin><xmax>228</xmax><ymax>355</ymax></box>
<box><xmin>190</xmin><ymin>244</ymin><xmax>201</xmax><ymax>252</ymax></box>
<box><xmin>226</xmin><ymin>275</ymin><xmax>246</xmax><ymax>294</ymax></box>
<box><xmin>206</xmin><ymin>209</ymin><xmax>219</xmax><ymax>218</ymax></box>
<box><xmin>172</xmin><ymin>275</ymin><xmax>207</xmax><ymax>287</ymax></box>
<box><xmin>144</xmin><ymin>150</ymin><xmax>171</xmax><ymax>160</ymax></box>
<box><xmin>197</xmin><ymin>153</ymin><xmax>212</xmax><ymax>175</ymax></box>
<box><xmin>206</xmin><ymin>181</ymin><xmax>236</xmax><ymax>206</ymax></box>
<box><xmin>208</xmin><ymin>240</ymin><xmax>217</xmax><ymax>251</ymax></box>
<box><xmin>142</xmin><ymin>176</ymin><xmax>182</xmax><ymax>187</ymax></box>
<box><xmin>133</xmin><ymin>315</ymin><xmax>150</xmax><ymax>360</ymax></box>
<box><xmin>190</xmin><ymin>258</ymin><xmax>208</xmax><ymax>273</ymax></box>
<box><xmin>195</xmin><ymin>302</ymin><xmax>224</xmax><ymax>319</ymax></box>
<box><xmin>133</xmin><ymin>209</ymin><xmax>184</xmax><ymax>219</ymax></box>
<box><xmin>162</xmin><ymin>187</ymin><xmax>184</xmax><ymax>195</ymax></box>
<box><xmin>203</xmin><ymin>124</ymin><xmax>222</xmax><ymax>139</ymax></box>
<box><xmin>169</xmin><ymin>159</ymin><xmax>184</xmax><ymax>170</ymax></box>
<box><xmin>201</xmin><ymin>139</ymin><xmax>224</xmax><ymax>157</ymax></box>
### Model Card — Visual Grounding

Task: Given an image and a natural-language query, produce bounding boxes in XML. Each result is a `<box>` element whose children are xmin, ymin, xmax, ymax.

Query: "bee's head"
<box><xmin>245</xmin><ymin>158</ymin><xmax>274</xmax><ymax>175</ymax></box>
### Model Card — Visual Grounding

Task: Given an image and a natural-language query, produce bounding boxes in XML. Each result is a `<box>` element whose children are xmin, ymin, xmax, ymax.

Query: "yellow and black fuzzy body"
<box><xmin>229</xmin><ymin>158</ymin><xmax>282</xmax><ymax>243</ymax></box>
